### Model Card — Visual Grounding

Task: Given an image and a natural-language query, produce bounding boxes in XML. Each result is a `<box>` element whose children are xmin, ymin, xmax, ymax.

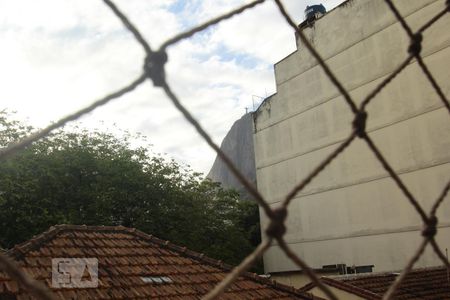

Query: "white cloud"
<box><xmin>0</xmin><ymin>0</ymin><xmax>345</xmax><ymax>174</ymax></box>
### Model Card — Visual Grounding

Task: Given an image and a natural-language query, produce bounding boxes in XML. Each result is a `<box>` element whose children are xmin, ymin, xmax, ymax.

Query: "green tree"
<box><xmin>0</xmin><ymin>111</ymin><xmax>260</xmax><ymax>267</ymax></box>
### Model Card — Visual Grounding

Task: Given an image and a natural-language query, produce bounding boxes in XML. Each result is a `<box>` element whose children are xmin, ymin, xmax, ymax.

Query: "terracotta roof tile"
<box><xmin>339</xmin><ymin>267</ymin><xmax>450</xmax><ymax>299</ymax></box>
<box><xmin>301</xmin><ymin>267</ymin><xmax>450</xmax><ymax>299</ymax></box>
<box><xmin>2</xmin><ymin>225</ymin><xmax>320</xmax><ymax>299</ymax></box>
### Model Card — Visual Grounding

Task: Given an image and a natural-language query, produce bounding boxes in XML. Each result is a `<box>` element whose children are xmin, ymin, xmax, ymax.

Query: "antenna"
<box><xmin>252</xmin><ymin>95</ymin><xmax>265</xmax><ymax>111</ymax></box>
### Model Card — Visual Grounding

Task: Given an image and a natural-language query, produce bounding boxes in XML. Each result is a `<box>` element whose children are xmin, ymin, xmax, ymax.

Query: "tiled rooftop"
<box><xmin>0</xmin><ymin>225</ymin><xmax>319</xmax><ymax>299</ymax></box>
<box><xmin>301</xmin><ymin>267</ymin><xmax>450</xmax><ymax>299</ymax></box>
<box><xmin>340</xmin><ymin>267</ymin><xmax>450</xmax><ymax>299</ymax></box>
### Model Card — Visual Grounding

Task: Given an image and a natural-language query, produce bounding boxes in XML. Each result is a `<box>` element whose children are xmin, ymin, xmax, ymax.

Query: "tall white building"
<box><xmin>253</xmin><ymin>0</ymin><xmax>450</xmax><ymax>283</ymax></box>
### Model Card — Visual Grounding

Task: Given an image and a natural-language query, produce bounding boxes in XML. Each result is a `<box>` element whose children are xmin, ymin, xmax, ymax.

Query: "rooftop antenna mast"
<box><xmin>252</xmin><ymin>95</ymin><xmax>265</xmax><ymax>111</ymax></box>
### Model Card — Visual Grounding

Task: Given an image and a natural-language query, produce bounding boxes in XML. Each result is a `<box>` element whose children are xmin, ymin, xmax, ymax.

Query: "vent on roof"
<box><xmin>140</xmin><ymin>276</ymin><xmax>173</xmax><ymax>284</ymax></box>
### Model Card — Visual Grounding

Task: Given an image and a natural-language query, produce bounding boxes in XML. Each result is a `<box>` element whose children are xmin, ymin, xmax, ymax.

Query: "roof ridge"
<box><xmin>301</xmin><ymin>277</ymin><xmax>381</xmax><ymax>300</ymax></box>
<box><xmin>323</xmin><ymin>277</ymin><xmax>381</xmax><ymax>299</ymax></box>
<box><xmin>7</xmin><ymin>224</ymin><xmax>321</xmax><ymax>299</ymax></box>
<box><xmin>7</xmin><ymin>224</ymin><xmax>133</xmax><ymax>258</ymax></box>
<box><xmin>7</xmin><ymin>224</ymin><xmax>66</xmax><ymax>258</ymax></box>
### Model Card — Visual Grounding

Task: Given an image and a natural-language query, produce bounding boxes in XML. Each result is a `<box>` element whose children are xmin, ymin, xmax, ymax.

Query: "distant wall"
<box><xmin>207</xmin><ymin>113</ymin><xmax>256</xmax><ymax>199</ymax></box>
<box><xmin>254</xmin><ymin>0</ymin><xmax>450</xmax><ymax>274</ymax></box>
<box><xmin>271</xmin><ymin>270</ymin><xmax>339</xmax><ymax>289</ymax></box>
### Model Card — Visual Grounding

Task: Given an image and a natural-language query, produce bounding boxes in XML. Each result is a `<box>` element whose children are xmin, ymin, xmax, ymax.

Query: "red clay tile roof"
<box><xmin>301</xmin><ymin>267</ymin><xmax>450</xmax><ymax>300</ymax></box>
<box><xmin>0</xmin><ymin>225</ymin><xmax>321</xmax><ymax>299</ymax></box>
<box><xmin>301</xmin><ymin>277</ymin><xmax>380</xmax><ymax>300</ymax></box>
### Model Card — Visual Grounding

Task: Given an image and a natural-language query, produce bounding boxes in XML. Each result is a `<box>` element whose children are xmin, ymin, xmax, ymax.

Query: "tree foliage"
<box><xmin>0</xmin><ymin>111</ymin><xmax>260</xmax><ymax>266</ymax></box>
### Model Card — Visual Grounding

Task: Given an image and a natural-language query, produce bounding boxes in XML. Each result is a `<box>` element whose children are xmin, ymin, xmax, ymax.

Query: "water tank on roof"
<box><xmin>305</xmin><ymin>4</ymin><xmax>326</xmax><ymax>21</ymax></box>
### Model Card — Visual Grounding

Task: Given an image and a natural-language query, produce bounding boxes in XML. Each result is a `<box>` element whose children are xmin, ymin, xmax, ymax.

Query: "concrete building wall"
<box><xmin>253</xmin><ymin>0</ymin><xmax>450</xmax><ymax>274</ymax></box>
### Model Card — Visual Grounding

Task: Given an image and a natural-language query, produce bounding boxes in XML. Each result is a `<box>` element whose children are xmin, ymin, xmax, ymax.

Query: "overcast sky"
<box><xmin>0</xmin><ymin>0</ymin><xmax>344</xmax><ymax>175</ymax></box>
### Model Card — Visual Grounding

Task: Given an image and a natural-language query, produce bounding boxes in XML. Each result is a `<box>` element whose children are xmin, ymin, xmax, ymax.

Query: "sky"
<box><xmin>0</xmin><ymin>0</ymin><xmax>344</xmax><ymax>175</ymax></box>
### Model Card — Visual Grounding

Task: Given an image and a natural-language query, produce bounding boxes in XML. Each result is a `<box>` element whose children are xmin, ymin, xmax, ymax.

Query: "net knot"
<box><xmin>352</xmin><ymin>111</ymin><xmax>367</xmax><ymax>138</ymax></box>
<box><xmin>422</xmin><ymin>216</ymin><xmax>438</xmax><ymax>238</ymax></box>
<box><xmin>265</xmin><ymin>207</ymin><xmax>287</xmax><ymax>239</ymax></box>
<box><xmin>144</xmin><ymin>50</ymin><xmax>168</xmax><ymax>87</ymax></box>
<box><xmin>408</xmin><ymin>33</ymin><xmax>423</xmax><ymax>56</ymax></box>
